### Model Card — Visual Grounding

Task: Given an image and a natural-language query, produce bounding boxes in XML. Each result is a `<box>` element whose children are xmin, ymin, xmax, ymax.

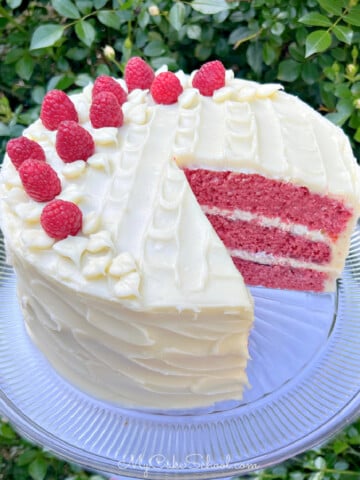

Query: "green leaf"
<box><xmin>66</xmin><ymin>47</ymin><xmax>89</xmax><ymax>60</ymax></box>
<box><xmin>327</xmin><ymin>98</ymin><xmax>354</xmax><ymax>126</ymax></box>
<box><xmin>305</xmin><ymin>30</ymin><xmax>332</xmax><ymax>57</ymax></box>
<box><xmin>190</xmin><ymin>0</ymin><xmax>229</xmax><ymax>15</ymax></box>
<box><xmin>150</xmin><ymin>56</ymin><xmax>178</xmax><ymax>70</ymax></box>
<box><xmin>229</xmin><ymin>26</ymin><xmax>257</xmax><ymax>46</ymax></box>
<box><xmin>246</xmin><ymin>42</ymin><xmax>263</xmax><ymax>76</ymax></box>
<box><xmin>5</xmin><ymin>47</ymin><xmax>25</xmax><ymax>64</ymax></box>
<box><xmin>31</xmin><ymin>86</ymin><xmax>46</xmax><ymax>105</ymax></box>
<box><xmin>333</xmin><ymin>25</ymin><xmax>353</xmax><ymax>44</ymax></box>
<box><xmin>277</xmin><ymin>59</ymin><xmax>301</xmax><ymax>81</ymax></box>
<box><xmin>169</xmin><ymin>2</ymin><xmax>186</xmax><ymax>31</ymax></box>
<box><xmin>314</xmin><ymin>456</ymin><xmax>326</xmax><ymax>470</ymax></box>
<box><xmin>15</xmin><ymin>54</ymin><xmax>34</xmax><ymax>80</ymax></box>
<box><xmin>94</xmin><ymin>0</ymin><xmax>107</xmax><ymax>7</ymax></box>
<box><xmin>213</xmin><ymin>9</ymin><xmax>229</xmax><ymax>24</ymax></box>
<box><xmin>144</xmin><ymin>40</ymin><xmax>166</xmax><ymax>57</ymax></box>
<box><xmin>16</xmin><ymin>449</ymin><xmax>38</xmax><ymax>466</ymax></box>
<box><xmin>75</xmin><ymin>0</ymin><xmax>93</xmax><ymax>15</ymax></box>
<box><xmin>351</xmin><ymin>82</ymin><xmax>360</xmax><ymax>95</ymax></box>
<box><xmin>335</xmin><ymin>84</ymin><xmax>352</xmax><ymax>99</ymax></box>
<box><xmin>30</xmin><ymin>24</ymin><xmax>64</xmax><ymax>50</ymax></box>
<box><xmin>0</xmin><ymin>123</ymin><xmax>10</xmax><ymax>136</ymax></box>
<box><xmin>308</xmin><ymin>472</ymin><xmax>325</xmax><ymax>480</ymax></box>
<box><xmin>344</xmin><ymin>6</ymin><xmax>360</xmax><ymax>27</ymax></box>
<box><xmin>299</xmin><ymin>12</ymin><xmax>332</xmax><ymax>27</ymax></box>
<box><xmin>215</xmin><ymin>37</ymin><xmax>229</xmax><ymax>57</ymax></box>
<box><xmin>263</xmin><ymin>43</ymin><xmax>278</xmax><ymax>65</ymax></box>
<box><xmin>0</xmin><ymin>422</ymin><xmax>17</xmax><ymax>439</ymax></box>
<box><xmin>332</xmin><ymin>47</ymin><xmax>347</xmax><ymax>61</ymax></box>
<box><xmin>75</xmin><ymin>19</ymin><xmax>96</xmax><ymax>47</ymax></box>
<box><xmin>47</xmin><ymin>73</ymin><xmax>74</xmax><ymax>91</ymax></box>
<box><xmin>289</xmin><ymin>43</ymin><xmax>305</xmax><ymax>62</ymax></box>
<box><xmin>6</xmin><ymin>0</ymin><xmax>22</xmax><ymax>7</ymax></box>
<box><xmin>318</xmin><ymin>0</ymin><xmax>343</xmax><ymax>15</ymax></box>
<box><xmin>194</xmin><ymin>43</ymin><xmax>212</xmax><ymax>61</ymax></box>
<box><xmin>301</xmin><ymin>62</ymin><xmax>319</xmax><ymax>85</ymax></box>
<box><xmin>187</xmin><ymin>24</ymin><xmax>201</xmax><ymax>40</ymax></box>
<box><xmin>28</xmin><ymin>457</ymin><xmax>48</xmax><ymax>480</ymax></box>
<box><xmin>52</xmin><ymin>0</ymin><xmax>80</xmax><ymax>19</ymax></box>
<box><xmin>138</xmin><ymin>10</ymin><xmax>150</xmax><ymax>29</ymax></box>
<box><xmin>354</xmin><ymin>126</ymin><xmax>360</xmax><ymax>142</ymax></box>
<box><xmin>334</xmin><ymin>461</ymin><xmax>350</xmax><ymax>470</ymax></box>
<box><xmin>96</xmin><ymin>64</ymin><xmax>110</xmax><ymax>76</ymax></box>
<box><xmin>295</xmin><ymin>26</ymin><xmax>309</xmax><ymax>46</ymax></box>
<box><xmin>75</xmin><ymin>73</ymin><xmax>93</xmax><ymax>87</ymax></box>
<box><xmin>271</xmin><ymin>21</ymin><xmax>285</xmax><ymax>36</ymax></box>
<box><xmin>97</xmin><ymin>10</ymin><xmax>121</xmax><ymax>29</ymax></box>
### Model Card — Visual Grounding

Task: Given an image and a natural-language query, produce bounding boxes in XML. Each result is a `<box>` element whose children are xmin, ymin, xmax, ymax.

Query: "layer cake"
<box><xmin>0</xmin><ymin>58</ymin><xmax>359</xmax><ymax>411</ymax></box>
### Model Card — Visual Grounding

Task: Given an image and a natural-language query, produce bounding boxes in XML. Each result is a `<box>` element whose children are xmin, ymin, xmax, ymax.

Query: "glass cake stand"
<box><xmin>0</xmin><ymin>225</ymin><xmax>360</xmax><ymax>480</ymax></box>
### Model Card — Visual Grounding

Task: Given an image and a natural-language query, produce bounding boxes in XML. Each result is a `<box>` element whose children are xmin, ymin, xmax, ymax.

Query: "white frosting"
<box><xmin>202</xmin><ymin>205</ymin><xmax>328</xmax><ymax>242</ymax></box>
<box><xmin>202</xmin><ymin>205</ymin><xmax>357</xmax><ymax>276</ymax></box>
<box><xmin>1</xmin><ymin>67</ymin><xmax>359</xmax><ymax>410</ymax></box>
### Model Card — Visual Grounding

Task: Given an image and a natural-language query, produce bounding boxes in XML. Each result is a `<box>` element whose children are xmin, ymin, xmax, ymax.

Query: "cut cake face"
<box><xmin>174</xmin><ymin>84</ymin><xmax>360</xmax><ymax>292</ymax></box>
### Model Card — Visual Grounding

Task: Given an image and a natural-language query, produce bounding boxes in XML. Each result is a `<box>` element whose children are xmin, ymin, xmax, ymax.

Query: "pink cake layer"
<box><xmin>207</xmin><ymin>214</ymin><xmax>331</xmax><ymax>264</ymax></box>
<box><xmin>184</xmin><ymin>169</ymin><xmax>353</xmax><ymax>238</ymax></box>
<box><xmin>232</xmin><ymin>257</ymin><xmax>328</xmax><ymax>292</ymax></box>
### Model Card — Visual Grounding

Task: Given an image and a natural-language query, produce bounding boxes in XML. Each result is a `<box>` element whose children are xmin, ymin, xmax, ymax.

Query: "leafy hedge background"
<box><xmin>0</xmin><ymin>0</ymin><xmax>360</xmax><ymax>479</ymax></box>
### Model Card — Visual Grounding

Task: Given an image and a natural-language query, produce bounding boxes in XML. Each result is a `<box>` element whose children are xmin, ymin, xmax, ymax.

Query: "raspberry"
<box><xmin>56</xmin><ymin>120</ymin><xmax>95</xmax><ymax>163</ymax></box>
<box><xmin>90</xmin><ymin>92</ymin><xmax>124</xmax><ymax>128</ymax></box>
<box><xmin>150</xmin><ymin>72</ymin><xmax>183</xmax><ymax>105</ymax></box>
<box><xmin>192</xmin><ymin>60</ymin><xmax>226</xmax><ymax>96</ymax></box>
<box><xmin>40</xmin><ymin>90</ymin><xmax>79</xmax><ymax>131</ymax></box>
<box><xmin>41</xmin><ymin>199</ymin><xmax>82</xmax><ymax>240</ymax></box>
<box><xmin>6</xmin><ymin>136</ymin><xmax>46</xmax><ymax>170</ymax></box>
<box><xmin>19</xmin><ymin>159</ymin><xmax>61</xmax><ymax>202</ymax></box>
<box><xmin>124</xmin><ymin>57</ymin><xmax>155</xmax><ymax>92</ymax></box>
<box><xmin>92</xmin><ymin>75</ymin><xmax>127</xmax><ymax>106</ymax></box>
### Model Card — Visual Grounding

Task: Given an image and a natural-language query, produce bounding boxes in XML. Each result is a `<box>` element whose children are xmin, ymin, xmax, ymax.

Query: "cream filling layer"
<box><xmin>201</xmin><ymin>205</ymin><xmax>356</xmax><ymax>272</ymax></box>
<box><xmin>229</xmin><ymin>248</ymin><xmax>338</xmax><ymax>273</ymax></box>
<box><xmin>202</xmin><ymin>205</ymin><xmax>328</xmax><ymax>242</ymax></box>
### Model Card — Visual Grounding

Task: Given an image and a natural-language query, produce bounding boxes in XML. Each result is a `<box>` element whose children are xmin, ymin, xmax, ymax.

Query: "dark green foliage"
<box><xmin>0</xmin><ymin>0</ymin><xmax>359</xmax><ymax>160</ymax></box>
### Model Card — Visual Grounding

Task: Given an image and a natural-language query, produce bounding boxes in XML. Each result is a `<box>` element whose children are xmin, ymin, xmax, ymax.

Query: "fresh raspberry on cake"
<box><xmin>92</xmin><ymin>75</ymin><xmax>127</xmax><ymax>106</ymax></box>
<box><xmin>56</xmin><ymin>120</ymin><xmax>95</xmax><ymax>162</ymax></box>
<box><xmin>40</xmin><ymin>90</ymin><xmax>79</xmax><ymax>130</ymax></box>
<box><xmin>6</xmin><ymin>136</ymin><xmax>46</xmax><ymax>170</ymax></box>
<box><xmin>90</xmin><ymin>91</ymin><xmax>124</xmax><ymax>128</ymax></box>
<box><xmin>40</xmin><ymin>199</ymin><xmax>82</xmax><ymax>240</ymax></box>
<box><xmin>18</xmin><ymin>159</ymin><xmax>61</xmax><ymax>202</ymax></box>
<box><xmin>192</xmin><ymin>60</ymin><xmax>226</xmax><ymax>96</ymax></box>
<box><xmin>150</xmin><ymin>72</ymin><xmax>183</xmax><ymax>105</ymax></box>
<box><xmin>124</xmin><ymin>57</ymin><xmax>155</xmax><ymax>92</ymax></box>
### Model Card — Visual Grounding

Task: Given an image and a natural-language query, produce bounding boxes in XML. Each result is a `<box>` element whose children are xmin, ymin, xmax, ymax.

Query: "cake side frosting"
<box><xmin>13</xmin><ymin>251</ymin><xmax>251</xmax><ymax>409</ymax></box>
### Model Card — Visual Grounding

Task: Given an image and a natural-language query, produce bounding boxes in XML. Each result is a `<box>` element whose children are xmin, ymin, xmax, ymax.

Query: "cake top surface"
<box><xmin>0</xmin><ymin>59</ymin><xmax>359</xmax><ymax>313</ymax></box>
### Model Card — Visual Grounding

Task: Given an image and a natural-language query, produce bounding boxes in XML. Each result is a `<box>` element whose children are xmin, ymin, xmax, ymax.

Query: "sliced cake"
<box><xmin>0</xmin><ymin>58</ymin><xmax>359</xmax><ymax>411</ymax></box>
